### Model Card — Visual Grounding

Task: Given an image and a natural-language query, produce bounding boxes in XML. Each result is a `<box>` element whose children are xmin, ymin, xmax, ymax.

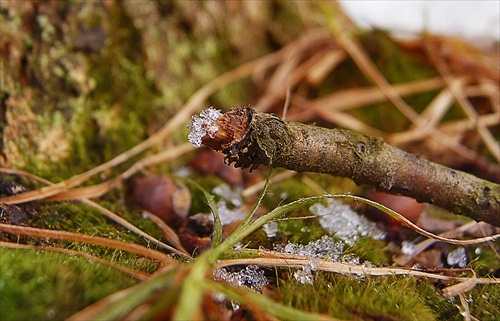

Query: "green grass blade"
<box><xmin>184</xmin><ymin>179</ymin><xmax>223</xmax><ymax>247</ymax></box>
<box><xmin>206</xmin><ymin>279</ymin><xmax>340</xmax><ymax>321</ymax></box>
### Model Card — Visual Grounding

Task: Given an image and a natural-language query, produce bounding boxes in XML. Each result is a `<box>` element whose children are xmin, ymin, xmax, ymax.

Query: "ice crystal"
<box><xmin>341</xmin><ymin>253</ymin><xmax>360</xmax><ymax>265</ymax></box>
<box><xmin>263</xmin><ymin>221</ymin><xmax>279</xmax><ymax>238</ymax></box>
<box><xmin>173</xmin><ymin>166</ymin><xmax>191</xmax><ymax>178</ymax></box>
<box><xmin>232</xmin><ymin>242</ymin><xmax>244</xmax><ymax>250</ymax></box>
<box><xmin>214</xmin><ymin>200</ymin><xmax>247</xmax><ymax>226</ymax></box>
<box><xmin>274</xmin><ymin>235</ymin><xmax>370</xmax><ymax>285</ymax></box>
<box><xmin>187</xmin><ymin>107</ymin><xmax>223</xmax><ymax>147</ymax></box>
<box><xmin>212</xmin><ymin>183</ymin><xmax>242</xmax><ymax>207</ymax></box>
<box><xmin>204</xmin><ymin>200</ymin><xmax>247</xmax><ymax>226</ymax></box>
<box><xmin>401</xmin><ymin>241</ymin><xmax>416</xmax><ymax>255</ymax></box>
<box><xmin>309</xmin><ymin>199</ymin><xmax>386</xmax><ymax>245</ymax></box>
<box><xmin>447</xmin><ymin>247</ymin><xmax>468</xmax><ymax>268</ymax></box>
<box><xmin>213</xmin><ymin>265</ymin><xmax>269</xmax><ymax>292</ymax></box>
<box><xmin>362</xmin><ymin>261</ymin><xmax>375</xmax><ymax>268</ymax></box>
<box><xmin>274</xmin><ymin>235</ymin><xmax>346</xmax><ymax>262</ymax></box>
<box><xmin>294</xmin><ymin>264</ymin><xmax>314</xmax><ymax>285</ymax></box>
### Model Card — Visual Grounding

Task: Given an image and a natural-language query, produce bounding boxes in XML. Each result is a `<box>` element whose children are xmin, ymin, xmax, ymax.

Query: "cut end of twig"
<box><xmin>188</xmin><ymin>106</ymin><xmax>252</xmax><ymax>151</ymax></box>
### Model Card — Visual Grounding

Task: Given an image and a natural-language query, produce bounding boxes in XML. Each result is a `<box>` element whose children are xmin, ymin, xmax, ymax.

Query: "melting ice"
<box><xmin>275</xmin><ymin>235</ymin><xmax>346</xmax><ymax>261</ymax></box>
<box><xmin>263</xmin><ymin>221</ymin><xmax>279</xmax><ymax>238</ymax></box>
<box><xmin>447</xmin><ymin>247</ymin><xmax>468</xmax><ymax>268</ymax></box>
<box><xmin>310</xmin><ymin>199</ymin><xmax>386</xmax><ymax>245</ymax></box>
<box><xmin>187</xmin><ymin>107</ymin><xmax>223</xmax><ymax>147</ymax></box>
<box><xmin>214</xmin><ymin>200</ymin><xmax>247</xmax><ymax>226</ymax></box>
<box><xmin>294</xmin><ymin>264</ymin><xmax>315</xmax><ymax>285</ymax></box>
<box><xmin>213</xmin><ymin>265</ymin><xmax>269</xmax><ymax>292</ymax></box>
<box><xmin>275</xmin><ymin>235</ymin><xmax>364</xmax><ymax>285</ymax></box>
<box><xmin>212</xmin><ymin>183</ymin><xmax>242</xmax><ymax>207</ymax></box>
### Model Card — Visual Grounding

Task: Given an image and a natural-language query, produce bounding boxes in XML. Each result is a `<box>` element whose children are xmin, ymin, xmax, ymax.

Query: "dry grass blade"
<box><xmin>326</xmin><ymin>3</ymin><xmax>421</xmax><ymax>125</ymax></box>
<box><xmin>0</xmin><ymin>223</ymin><xmax>175</xmax><ymax>264</ymax></box>
<box><xmin>425</xmin><ymin>36</ymin><xmax>500</xmax><ymax>161</ymax></box>
<box><xmin>0</xmin><ymin>168</ymin><xmax>191</xmax><ymax>258</ymax></box>
<box><xmin>80</xmin><ymin>200</ymin><xmax>190</xmax><ymax>258</ymax></box>
<box><xmin>314</xmin><ymin>109</ymin><xmax>385</xmax><ymax>136</ymax></box>
<box><xmin>140</xmin><ymin>210</ymin><xmax>189</xmax><ymax>255</ymax></box>
<box><xmin>38</xmin><ymin>143</ymin><xmax>194</xmax><ymax>201</ymax></box>
<box><xmin>443</xmin><ymin>278</ymin><xmax>479</xmax><ymax>298</ymax></box>
<box><xmin>425</xmin><ymin>40</ymin><xmax>500</xmax><ymax>161</ymax></box>
<box><xmin>255</xmin><ymin>29</ymin><xmax>332</xmax><ymax>112</ymax></box>
<box><xmin>0</xmin><ymin>242</ymin><xmax>151</xmax><ymax>281</ymax></box>
<box><xmin>214</xmin><ymin>253</ymin><xmax>499</xmax><ymax>285</ymax></box>
<box><xmin>305</xmin><ymin>77</ymin><xmax>445</xmax><ymax>113</ymax></box>
<box><xmin>394</xmin><ymin>221</ymin><xmax>500</xmax><ymax>265</ymax></box>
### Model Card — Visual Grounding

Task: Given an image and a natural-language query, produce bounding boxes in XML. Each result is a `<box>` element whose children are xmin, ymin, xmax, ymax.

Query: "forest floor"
<box><xmin>1</xmin><ymin>1</ymin><xmax>499</xmax><ymax>320</ymax></box>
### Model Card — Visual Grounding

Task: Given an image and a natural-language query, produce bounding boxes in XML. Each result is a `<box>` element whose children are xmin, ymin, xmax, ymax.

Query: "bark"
<box><xmin>193</xmin><ymin>106</ymin><xmax>500</xmax><ymax>227</ymax></box>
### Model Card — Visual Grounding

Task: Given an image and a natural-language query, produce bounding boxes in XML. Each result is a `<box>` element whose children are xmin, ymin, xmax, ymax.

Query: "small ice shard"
<box><xmin>213</xmin><ymin>265</ymin><xmax>269</xmax><ymax>292</ymax></box>
<box><xmin>187</xmin><ymin>107</ymin><xmax>223</xmax><ymax>147</ymax></box>
<box><xmin>294</xmin><ymin>264</ymin><xmax>314</xmax><ymax>285</ymax></box>
<box><xmin>341</xmin><ymin>254</ymin><xmax>360</xmax><ymax>265</ymax></box>
<box><xmin>173</xmin><ymin>166</ymin><xmax>192</xmax><ymax>178</ymax></box>
<box><xmin>309</xmin><ymin>199</ymin><xmax>386</xmax><ymax>245</ymax></box>
<box><xmin>232</xmin><ymin>242</ymin><xmax>244</xmax><ymax>250</ymax></box>
<box><xmin>362</xmin><ymin>261</ymin><xmax>375</xmax><ymax>268</ymax></box>
<box><xmin>274</xmin><ymin>235</ymin><xmax>347</xmax><ymax>262</ymax></box>
<box><xmin>447</xmin><ymin>247</ymin><xmax>468</xmax><ymax>268</ymax></box>
<box><xmin>212</xmin><ymin>183</ymin><xmax>242</xmax><ymax>207</ymax></box>
<box><xmin>401</xmin><ymin>241</ymin><xmax>416</xmax><ymax>255</ymax></box>
<box><xmin>263</xmin><ymin>221</ymin><xmax>279</xmax><ymax>238</ymax></box>
<box><xmin>215</xmin><ymin>200</ymin><xmax>247</xmax><ymax>226</ymax></box>
<box><xmin>309</xmin><ymin>258</ymin><xmax>320</xmax><ymax>271</ymax></box>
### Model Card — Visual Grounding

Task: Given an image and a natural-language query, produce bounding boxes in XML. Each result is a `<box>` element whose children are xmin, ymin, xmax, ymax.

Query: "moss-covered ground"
<box><xmin>1</xmin><ymin>1</ymin><xmax>498</xmax><ymax>320</ymax></box>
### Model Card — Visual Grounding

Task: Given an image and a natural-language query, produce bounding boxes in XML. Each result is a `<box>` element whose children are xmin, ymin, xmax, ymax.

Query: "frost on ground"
<box><xmin>294</xmin><ymin>263</ymin><xmax>316</xmax><ymax>285</ymax></box>
<box><xmin>212</xmin><ymin>183</ymin><xmax>242</xmax><ymax>207</ymax></box>
<box><xmin>274</xmin><ymin>235</ymin><xmax>363</xmax><ymax>284</ymax></box>
<box><xmin>401</xmin><ymin>241</ymin><xmax>416</xmax><ymax>255</ymax></box>
<box><xmin>214</xmin><ymin>200</ymin><xmax>247</xmax><ymax>225</ymax></box>
<box><xmin>275</xmin><ymin>235</ymin><xmax>346</xmax><ymax>261</ymax></box>
<box><xmin>310</xmin><ymin>199</ymin><xmax>386</xmax><ymax>246</ymax></box>
<box><xmin>263</xmin><ymin>221</ymin><xmax>279</xmax><ymax>238</ymax></box>
<box><xmin>447</xmin><ymin>247</ymin><xmax>468</xmax><ymax>268</ymax></box>
<box><xmin>213</xmin><ymin>265</ymin><xmax>269</xmax><ymax>292</ymax></box>
<box><xmin>187</xmin><ymin>107</ymin><xmax>222</xmax><ymax>147</ymax></box>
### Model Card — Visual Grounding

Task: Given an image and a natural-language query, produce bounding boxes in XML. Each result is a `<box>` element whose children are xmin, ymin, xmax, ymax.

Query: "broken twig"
<box><xmin>188</xmin><ymin>106</ymin><xmax>500</xmax><ymax>227</ymax></box>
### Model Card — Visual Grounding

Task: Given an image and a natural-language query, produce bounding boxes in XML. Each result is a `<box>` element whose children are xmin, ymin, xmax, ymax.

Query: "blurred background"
<box><xmin>340</xmin><ymin>0</ymin><xmax>499</xmax><ymax>41</ymax></box>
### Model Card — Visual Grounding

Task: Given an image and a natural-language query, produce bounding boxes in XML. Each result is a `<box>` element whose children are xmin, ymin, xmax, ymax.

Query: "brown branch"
<box><xmin>189</xmin><ymin>106</ymin><xmax>500</xmax><ymax>227</ymax></box>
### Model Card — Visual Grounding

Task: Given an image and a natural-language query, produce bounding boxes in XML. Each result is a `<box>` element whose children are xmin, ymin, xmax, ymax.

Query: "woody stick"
<box><xmin>188</xmin><ymin>106</ymin><xmax>500</xmax><ymax>227</ymax></box>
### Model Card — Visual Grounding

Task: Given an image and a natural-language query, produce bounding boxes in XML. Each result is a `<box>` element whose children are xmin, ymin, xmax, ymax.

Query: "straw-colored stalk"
<box><xmin>193</xmin><ymin>106</ymin><xmax>500</xmax><ymax>227</ymax></box>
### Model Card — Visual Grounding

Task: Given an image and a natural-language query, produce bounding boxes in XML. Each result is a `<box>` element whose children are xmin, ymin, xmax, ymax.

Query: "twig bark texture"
<box><xmin>190</xmin><ymin>106</ymin><xmax>500</xmax><ymax>227</ymax></box>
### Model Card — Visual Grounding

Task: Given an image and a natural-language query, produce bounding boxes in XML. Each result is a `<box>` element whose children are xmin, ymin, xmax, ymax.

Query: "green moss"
<box><xmin>468</xmin><ymin>246</ymin><xmax>500</xmax><ymax>277</ymax></box>
<box><xmin>262</xmin><ymin>174</ymin><xmax>319</xmax><ymax>210</ymax></box>
<box><xmin>0</xmin><ymin>248</ymin><xmax>136</xmax><ymax>321</ymax></box>
<box><xmin>281</xmin><ymin>273</ymin><xmax>442</xmax><ymax>321</ymax></box>
<box><xmin>280</xmin><ymin>270</ymin><xmax>498</xmax><ymax>321</ymax></box>
<box><xmin>468</xmin><ymin>284</ymin><xmax>500</xmax><ymax>321</ymax></box>
<box><xmin>276</xmin><ymin>218</ymin><xmax>326</xmax><ymax>245</ymax></box>
<box><xmin>361</xmin><ymin>30</ymin><xmax>436</xmax><ymax>84</ymax></box>
<box><xmin>352</xmin><ymin>237</ymin><xmax>390</xmax><ymax>265</ymax></box>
